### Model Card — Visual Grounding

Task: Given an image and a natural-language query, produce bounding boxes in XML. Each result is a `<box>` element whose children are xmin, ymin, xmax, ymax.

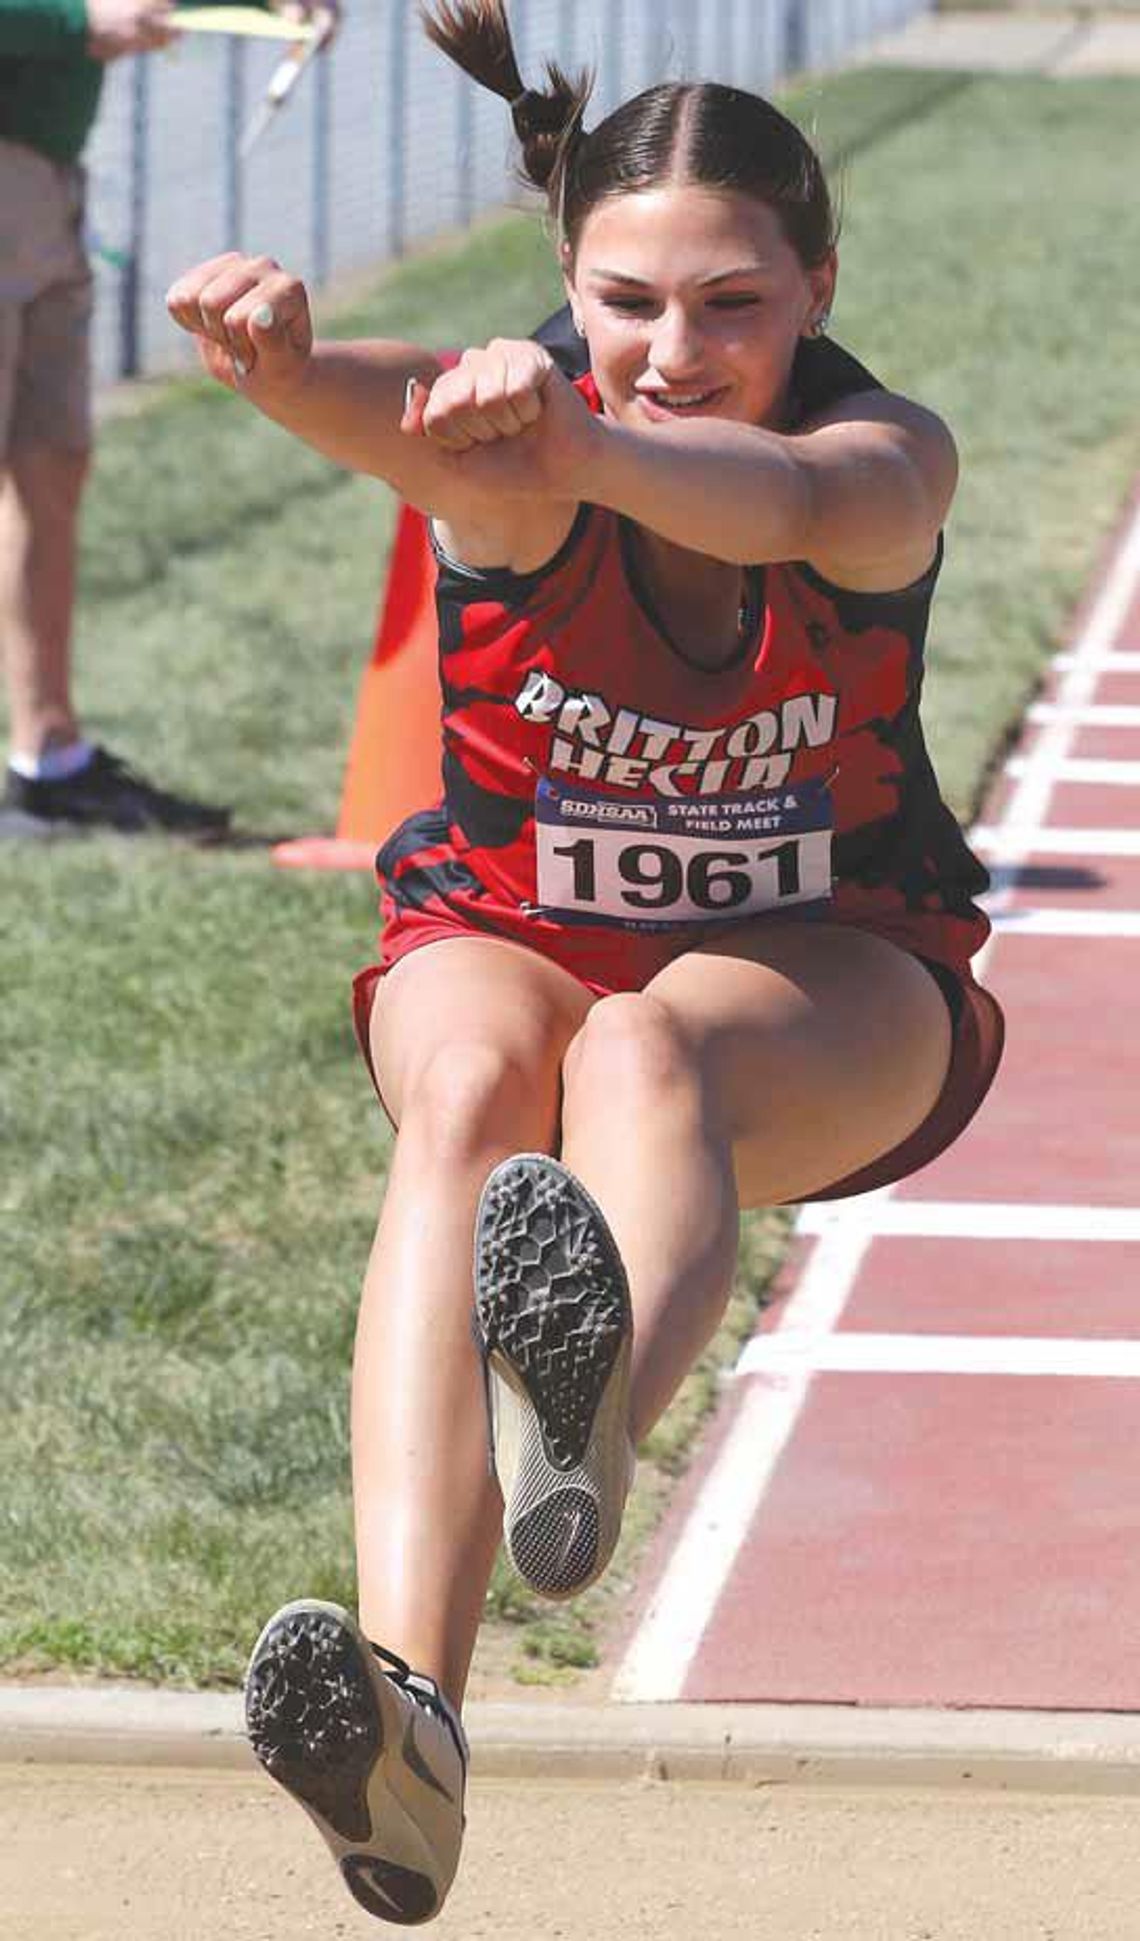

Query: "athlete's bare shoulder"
<box><xmin>802</xmin><ymin>385</ymin><xmax>956</xmax><ymax>462</ymax></box>
<box><xmin>793</xmin><ymin>387</ymin><xmax>958</xmax><ymax>594</ymax></box>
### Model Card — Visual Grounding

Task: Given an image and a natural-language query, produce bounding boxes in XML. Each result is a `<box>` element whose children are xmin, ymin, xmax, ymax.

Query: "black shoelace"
<box><xmin>369</xmin><ymin>1641</ymin><xmax>468</xmax><ymax>1768</ymax></box>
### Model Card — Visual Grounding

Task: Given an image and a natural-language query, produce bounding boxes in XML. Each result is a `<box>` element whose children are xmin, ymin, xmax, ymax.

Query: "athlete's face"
<box><xmin>565</xmin><ymin>185</ymin><xmax>836</xmax><ymax>432</ymax></box>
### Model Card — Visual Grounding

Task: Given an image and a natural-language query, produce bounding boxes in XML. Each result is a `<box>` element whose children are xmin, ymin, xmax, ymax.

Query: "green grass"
<box><xmin>2</xmin><ymin>68</ymin><xmax>1138</xmax><ymax>1688</ymax></box>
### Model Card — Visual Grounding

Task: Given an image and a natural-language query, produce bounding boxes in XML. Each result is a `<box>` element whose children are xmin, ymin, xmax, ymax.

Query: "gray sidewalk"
<box><xmin>860</xmin><ymin>7</ymin><xmax>1140</xmax><ymax>74</ymax></box>
<box><xmin>5</xmin><ymin>1683</ymin><xmax>1140</xmax><ymax>1791</ymax></box>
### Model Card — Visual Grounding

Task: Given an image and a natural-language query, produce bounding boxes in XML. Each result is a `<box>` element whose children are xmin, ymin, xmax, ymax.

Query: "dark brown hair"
<box><xmin>420</xmin><ymin>1</ymin><xmax>838</xmax><ymax>268</ymax></box>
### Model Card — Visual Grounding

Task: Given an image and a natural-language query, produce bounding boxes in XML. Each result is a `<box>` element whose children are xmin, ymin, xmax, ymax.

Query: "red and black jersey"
<box><xmin>373</xmin><ymin>341</ymin><xmax>991</xmax><ymax>995</ymax></box>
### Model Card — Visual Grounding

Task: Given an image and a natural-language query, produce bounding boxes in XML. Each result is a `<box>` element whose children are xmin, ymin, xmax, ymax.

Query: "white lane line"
<box><xmin>1001</xmin><ymin>504</ymin><xmax>1140</xmax><ymax>837</ymax></box>
<box><xmin>1053</xmin><ymin>653</ymin><xmax>1140</xmax><ymax>672</ymax></box>
<box><xmin>974</xmin><ymin>826</ymin><xmax>1140</xmax><ymax>858</ymax></box>
<box><xmin>1029</xmin><ymin>704</ymin><xmax>1140</xmax><ymax>728</ymax></box>
<box><xmin>1006</xmin><ymin>757</ymin><xmax>1140</xmax><ymax>785</ymax></box>
<box><xmin>613</xmin><ymin>494</ymin><xmax>1140</xmax><ymax>1704</ymax></box>
<box><xmin>611</xmin><ymin>1375</ymin><xmax>808</xmax><ymax>1703</ymax></box>
<box><xmin>797</xmin><ymin>1201</ymin><xmax>1140</xmax><ymax>1241</ymax></box>
<box><xmin>737</xmin><ymin>1334</ymin><xmax>1140</xmax><ymax>1381</ymax></box>
<box><xmin>990</xmin><ymin>908</ymin><xmax>1140</xmax><ymax>937</ymax></box>
<box><xmin>612</xmin><ymin>1220</ymin><xmax>875</xmax><ymax>1704</ymax></box>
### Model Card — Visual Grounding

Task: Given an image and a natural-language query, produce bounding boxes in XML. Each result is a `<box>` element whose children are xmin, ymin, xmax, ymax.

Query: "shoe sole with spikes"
<box><xmin>474</xmin><ymin>1154</ymin><xmax>634</xmax><ymax>1600</ymax></box>
<box><xmin>243</xmin><ymin>1599</ymin><xmax>465</xmax><ymax>1925</ymax></box>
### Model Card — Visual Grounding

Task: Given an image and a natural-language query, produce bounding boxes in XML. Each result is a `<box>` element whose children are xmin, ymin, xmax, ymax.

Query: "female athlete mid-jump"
<box><xmin>168</xmin><ymin>0</ymin><xmax>1003</xmax><ymax>1922</ymax></box>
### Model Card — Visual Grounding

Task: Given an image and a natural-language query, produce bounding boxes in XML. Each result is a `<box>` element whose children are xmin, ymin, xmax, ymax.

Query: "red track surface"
<box><xmin>617</xmin><ymin>487</ymin><xmax>1140</xmax><ymax>1712</ymax></box>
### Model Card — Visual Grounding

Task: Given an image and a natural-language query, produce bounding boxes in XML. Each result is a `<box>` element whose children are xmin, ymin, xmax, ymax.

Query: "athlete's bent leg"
<box><xmin>560</xmin><ymin>921</ymin><xmax>952</xmax><ymax>1441</ymax></box>
<box><xmin>671</xmin><ymin>919</ymin><xmax>952</xmax><ymax>1207</ymax></box>
<box><xmin>559</xmin><ymin>989</ymin><xmax>741</xmax><ymax>1445</ymax></box>
<box><xmin>354</xmin><ymin>936</ymin><xmax>593</xmax><ymax>1705</ymax></box>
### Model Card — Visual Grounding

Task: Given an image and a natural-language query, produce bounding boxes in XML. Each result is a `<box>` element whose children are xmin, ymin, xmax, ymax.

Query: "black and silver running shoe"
<box><xmin>244</xmin><ymin>1599</ymin><xmax>467</xmax><ymax>1925</ymax></box>
<box><xmin>474</xmin><ymin>1154</ymin><xmax>635</xmax><ymax>1600</ymax></box>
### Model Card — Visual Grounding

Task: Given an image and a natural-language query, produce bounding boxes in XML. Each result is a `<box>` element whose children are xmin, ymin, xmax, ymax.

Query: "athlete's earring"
<box><xmin>572</xmin><ymin>315</ymin><xmax>586</xmax><ymax>338</ymax></box>
<box><xmin>811</xmin><ymin>310</ymin><xmax>831</xmax><ymax>338</ymax></box>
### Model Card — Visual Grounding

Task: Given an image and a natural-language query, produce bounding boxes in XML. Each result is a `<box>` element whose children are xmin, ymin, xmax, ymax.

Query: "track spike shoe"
<box><xmin>244</xmin><ymin>1599</ymin><xmax>467</xmax><ymax>1925</ymax></box>
<box><xmin>474</xmin><ymin>1153</ymin><xmax>635</xmax><ymax>1600</ymax></box>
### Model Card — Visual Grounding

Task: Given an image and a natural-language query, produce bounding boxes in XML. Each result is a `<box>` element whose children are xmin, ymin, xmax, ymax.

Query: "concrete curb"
<box><xmin>5</xmin><ymin>1687</ymin><xmax>1140</xmax><ymax>1791</ymax></box>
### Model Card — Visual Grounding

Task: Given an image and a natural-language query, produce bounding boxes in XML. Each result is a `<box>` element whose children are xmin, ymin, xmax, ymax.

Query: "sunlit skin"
<box><xmin>164</xmin><ymin>175</ymin><xmax>945</xmax><ymax>600</ymax></box>
<box><xmin>161</xmin><ymin>140</ymin><xmax>959</xmax><ymax>1717</ymax></box>
<box><xmin>551</xmin><ymin>183</ymin><xmax>837</xmax><ymax>644</ymax></box>
<box><xmin>564</xmin><ymin>184</ymin><xmax>837</xmax><ymax>436</ymax></box>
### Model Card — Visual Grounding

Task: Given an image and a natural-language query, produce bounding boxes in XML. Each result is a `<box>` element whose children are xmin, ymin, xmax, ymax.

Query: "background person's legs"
<box><xmin>1</xmin><ymin>441</ymin><xmax>88</xmax><ymax>757</ymax></box>
<box><xmin>0</xmin><ymin>140</ymin><xmax>96</xmax><ymax>772</ymax></box>
<box><xmin>0</xmin><ymin>138</ymin><xmax>228</xmax><ymax>834</ymax></box>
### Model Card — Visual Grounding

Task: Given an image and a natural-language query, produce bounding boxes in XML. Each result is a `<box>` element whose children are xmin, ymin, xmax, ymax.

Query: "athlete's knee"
<box><xmin>398</xmin><ymin>1040</ymin><xmax>558</xmax><ymax>1166</ymax></box>
<box><xmin>562</xmin><ymin>991</ymin><xmax>699</xmax><ymax>1109</ymax></box>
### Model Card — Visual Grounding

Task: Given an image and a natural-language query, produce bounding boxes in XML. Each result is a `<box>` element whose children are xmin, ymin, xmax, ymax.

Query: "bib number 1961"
<box><xmin>534</xmin><ymin>779</ymin><xmax>833</xmax><ymax>927</ymax></box>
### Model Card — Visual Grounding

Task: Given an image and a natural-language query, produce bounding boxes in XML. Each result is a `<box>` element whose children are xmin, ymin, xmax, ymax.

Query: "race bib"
<box><xmin>534</xmin><ymin>778</ymin><xmax>834</xmax><ymax>928</ymax></box>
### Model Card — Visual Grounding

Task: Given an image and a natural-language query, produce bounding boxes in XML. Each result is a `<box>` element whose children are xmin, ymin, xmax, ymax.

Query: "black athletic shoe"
<box><xmin>3</xmin><ymin>745</ymin><xmax>230</xmax><ymax>835</ymax></box>
<box><xmin>474</xmin><ymin>1153</ymin><xmax>636</xmax><ymax>1600</ymax></box>
<box><xmin>244</xmin><ymin>1600</ymin><xmax>468</xmax><ymax>1925</ymax></box>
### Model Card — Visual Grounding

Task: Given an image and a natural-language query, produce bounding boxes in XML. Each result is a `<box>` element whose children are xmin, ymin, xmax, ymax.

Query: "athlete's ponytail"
<box><xmin>419</xmin><ymin>1</ymin><xmax>591</xmax><ymax>219</ymax></box>
<box><xmin>421</xmin><ymin>4</ymin><xmax>836</xmax><ymax>272</ymax></box>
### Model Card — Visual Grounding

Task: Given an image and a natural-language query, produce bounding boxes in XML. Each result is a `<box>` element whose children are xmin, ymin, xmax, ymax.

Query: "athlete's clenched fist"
<box><xmin>402</xmin><ymin>338</ymin><xmax>601</xmax><ymax>499</ymax></box>
<box><xmin>402</xmin><ymin>340</ymin><xmax>553</xmax><ymax>452</ymax></box>
<box><xmin>165</xmin><ymin>254</ymin><xmax>313</xmax><ymax>400</ymax></box>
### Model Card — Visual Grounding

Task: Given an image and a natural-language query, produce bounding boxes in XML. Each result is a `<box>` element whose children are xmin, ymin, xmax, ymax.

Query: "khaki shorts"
<box><xmin>0</xmin><ymin>137</ymin><xmax>94</xmax><ymax>456</ymax></box>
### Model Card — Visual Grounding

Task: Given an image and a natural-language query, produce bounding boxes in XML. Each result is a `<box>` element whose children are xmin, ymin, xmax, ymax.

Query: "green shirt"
<box><xmin>0</xmin><ymin>1</ymin><xmax>273</xmax><ymax>167</ymax></box>
<box><xmin>0</xmin><ymin>1</ymin><xmax>102</xmax><ymax>165</ymax></box>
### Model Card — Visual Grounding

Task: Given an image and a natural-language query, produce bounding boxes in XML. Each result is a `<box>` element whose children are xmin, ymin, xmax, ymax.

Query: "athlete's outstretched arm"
<box><xmin>574</xmin><ymin>394</ymin><xmax>959</xmax><ymax>593</ymax></box>
<box><xmin>167</xmin><ymin>258</ymin><xmax>952</xmax><ymax>588</ymax></box>
<box><xmin>398</xmin><ymin>331</ymin><xmax>957</xmax><ymax>593</ymax></box>
<box><xmin>164</xmin><ymin>254</ymin><xmax>582</xmax><ymax>547</ymax></box>
<box><xmin>165</xmin><ymin>254</ymin><xmax>455</xmax><ymax>498</ymax></box>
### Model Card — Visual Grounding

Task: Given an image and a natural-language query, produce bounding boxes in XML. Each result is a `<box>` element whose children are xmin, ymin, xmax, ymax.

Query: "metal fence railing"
<box><xmin>86</xmin><ymin>0</ymin><xmax>932</xmax><ymax>387</ymax></box>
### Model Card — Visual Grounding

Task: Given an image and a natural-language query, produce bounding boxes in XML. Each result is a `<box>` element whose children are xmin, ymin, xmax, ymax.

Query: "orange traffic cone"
<box><xmin>273</xmin><ymin>503</ymin><xmax>442</xmax><ymax>870</ymax></box>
